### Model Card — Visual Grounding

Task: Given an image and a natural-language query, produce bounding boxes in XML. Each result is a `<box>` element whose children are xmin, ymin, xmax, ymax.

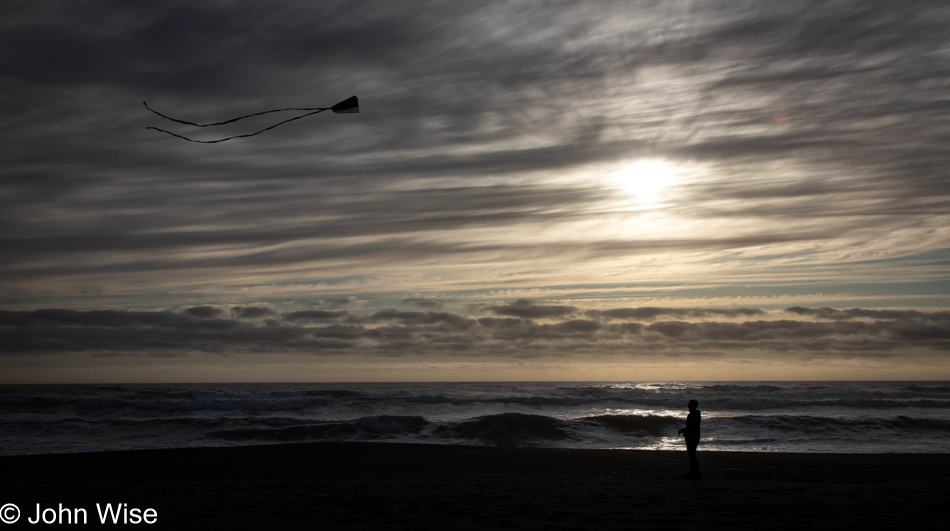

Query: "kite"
<box><xmin>143</xmin><ymin>95</ymin><xmax>359</xmax><ymax>143</ymax></box>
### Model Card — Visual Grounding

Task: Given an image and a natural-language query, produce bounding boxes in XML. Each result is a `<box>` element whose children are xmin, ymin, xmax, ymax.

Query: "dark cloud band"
<box><xmin>3</xmin><ymin>306</ymin><xmax>948</xmax><ymax>358</ymax></box>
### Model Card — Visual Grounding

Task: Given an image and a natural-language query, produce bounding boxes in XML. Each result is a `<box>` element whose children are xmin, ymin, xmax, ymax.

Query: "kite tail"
<box><xmin>145</xmin><ymin>108</ymin><xmax>329</xmax><ymax>143</ymax></box>
<box><xmin>142</xmin><ymin>102</ymin><xmax>329</xmax><ymax>127</ymax></box>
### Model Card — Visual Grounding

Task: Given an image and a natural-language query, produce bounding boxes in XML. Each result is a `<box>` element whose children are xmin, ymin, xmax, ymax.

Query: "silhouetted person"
<box><xmin>677</xmin><ymin>399</ymin><xmax>701</xmax><ymax>478</ymax></box>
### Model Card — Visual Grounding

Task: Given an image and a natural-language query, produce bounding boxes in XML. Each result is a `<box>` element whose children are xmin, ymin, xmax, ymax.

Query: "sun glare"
<box><xmin>611</xmin><ymin>159</ymin><xmax>678</xmax><ymax>204</ymax></box>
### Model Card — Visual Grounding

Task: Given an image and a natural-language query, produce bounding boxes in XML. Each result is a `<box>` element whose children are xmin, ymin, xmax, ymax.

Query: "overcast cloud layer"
<box><xmin>4</xmin><ymin>303</ymin><xmax>949</xmax><ymax>357</ymax></box>
<box><xmin>1</xmin><ymin>1</ymin><xmax>949</xmax><ymax>380</ymax></box>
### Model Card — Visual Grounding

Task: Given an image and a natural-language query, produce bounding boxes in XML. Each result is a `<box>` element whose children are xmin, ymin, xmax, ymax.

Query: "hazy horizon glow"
<box><xmin>1</xmin><ymin>1</ymin><xmax>949</xmax><ymax>382</ymax></box>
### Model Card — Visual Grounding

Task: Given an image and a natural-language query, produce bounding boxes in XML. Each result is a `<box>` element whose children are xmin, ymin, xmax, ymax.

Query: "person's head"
<box><xmin>687</xmin><ymin>399</ymin><xmax>698</xmax><ymax>411</ymax></box>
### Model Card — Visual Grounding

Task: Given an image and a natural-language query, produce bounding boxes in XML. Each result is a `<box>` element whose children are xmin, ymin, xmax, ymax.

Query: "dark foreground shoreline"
<box><xmin>2</xmin><ymin>443</ymin><xmax>948</xmax><ymax>530</ymax></box>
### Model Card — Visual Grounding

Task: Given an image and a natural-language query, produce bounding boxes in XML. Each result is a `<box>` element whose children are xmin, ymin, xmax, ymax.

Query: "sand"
<box><xmin>2</xmin><ymin>442</ymin><xmax>948</xmax><ymax>529</ymax></box>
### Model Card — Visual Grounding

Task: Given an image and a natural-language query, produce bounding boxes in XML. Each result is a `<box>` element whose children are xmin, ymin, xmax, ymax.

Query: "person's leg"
<box><xmin>686</xmin><ymin>440</ymin><xmax>700</xmax><ymax>478</ymax></box>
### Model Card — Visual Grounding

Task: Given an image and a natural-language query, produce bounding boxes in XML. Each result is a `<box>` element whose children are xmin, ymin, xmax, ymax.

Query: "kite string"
<box><xmin>142</xmin><ymin>101</ymin><xmax>329</xmax><ymax>127</ymax></box>
<box><xmin>146</xmin><ymin>108</ymin><xmax>329</xmax><ymax>144</ymax></box>
<box><xmin>360</xmin><ymin>115</ymin><xmax>415</xmax><ymax>171</ymax></box>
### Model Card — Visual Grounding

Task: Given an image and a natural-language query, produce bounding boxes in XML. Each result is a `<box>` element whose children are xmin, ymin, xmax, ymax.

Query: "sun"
<box><xmin>610</xmin><ymin>159</ymin><xmax>678</xmax><ymax>204</ymax></box>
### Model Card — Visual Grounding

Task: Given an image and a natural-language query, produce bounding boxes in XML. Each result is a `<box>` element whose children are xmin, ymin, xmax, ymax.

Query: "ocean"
<box><xmin>1</xmin><ymin>381</ymin><xmax>948</xmax><ymax>456</ymax></box>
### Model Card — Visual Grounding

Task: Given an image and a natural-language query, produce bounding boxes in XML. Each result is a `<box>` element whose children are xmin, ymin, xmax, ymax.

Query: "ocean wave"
<box><xmin>405</xmin><ymin>394</ymin><xmax>633</xmax><ymax>407</ymax></box>
<box><xmin>208</xmin><ymin>415</ymin><xmax>429</xmax><ymax>443</ymax></box>
<box><xmin>580</xmin><ymin>414</ymin><xmax>680</xmax><ymax>436</ymax></box>
<box><xmin>0</xmin><ymin>395</ymin><xmax>72</xmax><ymax>410</ymax></box>
<box><xmin>401</xmin><ymin>388</ymin><xmax>950</xmax><ymax>410</ymax></box>
<box><xmin>725</xmin><ymin>415</ymin><xmax>950</xmax><ymax>434</ymax></box>
<box><xmin>703</xmin><ymin>384</ymin><xmax>784</xmax><ymax>393</ymax></box>
<box><xmin>557</xmin><ymin>387</ymin><xmax>620</xmax><ymax>399</ymax></box>
<box><xmin>433</xmin><ymin>413</ymin><xmax>576</xmax><ymax>446</ymax></box>
<box><xmin>305</xmin><ymin>390</ymin><xmax>367</xmax><ymax>398</ymax></box>
<box><xmin>904</xmin><ymin>385</ymin><xmax>950</xmax><ymax>395</ymax></box>
<box><xmin>690</xmin><ymin>398</ymin><xmax>950</xmax><ymax>410</ymax></box>
<box><xmin>2</xmin><ymin>382</ymin><xmax>949</xmax><ymax>455</ymax></box>
<box><xmin>118</xmin><ymin>390</ymin><xmax>196</xmax><ymax>401</ymax></box>
<box><xmin>0</xmin><ymin>390</ymin><xmax>335</xmax><ymax>414</ymax></box>
<box><xmin>5</xmin><ymin>383</ymin><xmax>950</xmax><ymax>417</ymax></box>
<box><xmin>69</xmin><ymin>394</ymin><xmax>332</xmax><ymax>413</ymax></box>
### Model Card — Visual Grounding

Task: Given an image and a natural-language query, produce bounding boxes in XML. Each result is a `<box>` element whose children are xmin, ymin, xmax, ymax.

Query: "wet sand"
<box><xmin>2</xmin><ymin>442</ymin><xmax>948</xmax><ymax>529</ymax></box>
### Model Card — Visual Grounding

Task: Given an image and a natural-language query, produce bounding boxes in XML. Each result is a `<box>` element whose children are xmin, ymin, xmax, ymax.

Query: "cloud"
<box><xmin>323</xmin><ymin>298</ymin><xmax>358</xmax><ymax>309</ymax></box>
<box><xmin>371</xmin><ymin>309</ymin><xmax>476</xmax><ymax>329</ymax></box>
<box><xmin>281</xmin><ymin>310</ymin><xmax>349</xmax><ymax>323</ymax></box>
<box><xmin>230</xmin><ymin>306</ymin><xmax>277</xmax><ymax>319</ymax></box>
<box><xmin>784</xmin><ymin>307</ymin><xmax>950</xmax><ymax>323</ymax></box>
<box><xmin>402</xmin><ymin>297</ymin><xmax>451</xmax><ymax>309</ymax></box>
<box><xmin>3</xmin><ymin>306</ymin><xmax>948</xmax><ymax>360</ymax></box>
<box><xmin>488</xmin><ymin>299</ymin><xmax>576</xmax><ymax>319</ymax></box>
<box><xmin>182</xmin><ymin>306</ymin><xmax>223</xmax><ymax>319</ymax></box>
<box><xmin>587</xmin><ymin>307</ymin><xmax>764</xmax><ymax>321</ymax></box>
<box><xmin>283</xmin><ymin>300</ymin><xmax>322</xmax><ymax>308</ymax></box>
<box><xmin>0</xmin><ymin>309</ymin><xmax>214</xmax><ymax>329</ymax></box>
<box><xmin>477</xmin><ymin>317</ymin><xmax>527</xmax><ymax>329</ymax></box>
<box><xmin>528</xmin><ymin>319</ymin><xmax>601</xmax><ymax>338</ymax></box>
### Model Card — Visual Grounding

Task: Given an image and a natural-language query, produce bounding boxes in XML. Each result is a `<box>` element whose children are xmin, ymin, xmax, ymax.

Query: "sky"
<box><xmin>2</xmin><ymin>0</ymin><xmax>949</xmax><ymax>382</ymax></box>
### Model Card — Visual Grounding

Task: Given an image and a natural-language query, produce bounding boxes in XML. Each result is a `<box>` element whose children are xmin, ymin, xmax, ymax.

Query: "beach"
<box><xmin>2</xmin><ymin>443</ymin><xmax>948</xmax><ymax>530</ymax></box>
